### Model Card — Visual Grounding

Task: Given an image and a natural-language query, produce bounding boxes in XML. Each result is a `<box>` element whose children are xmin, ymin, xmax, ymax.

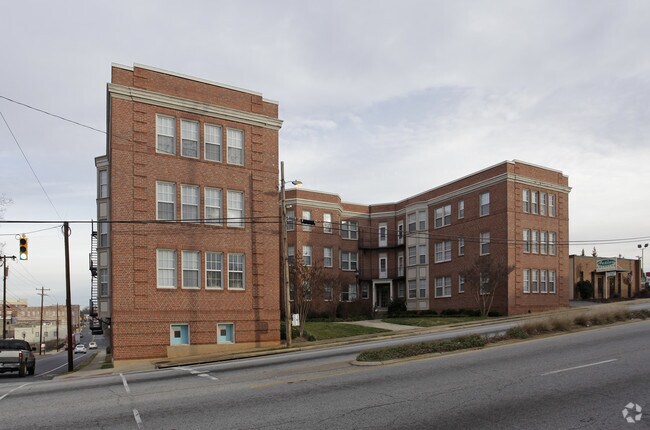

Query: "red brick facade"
<box><xmin>97</xmin><ymin>64</ymin><xmax>282</xmax><ymax>361</ymax></box>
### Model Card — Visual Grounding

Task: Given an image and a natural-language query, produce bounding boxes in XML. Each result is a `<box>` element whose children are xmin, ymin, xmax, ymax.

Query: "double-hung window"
<box><xmin>458</xmin><ymin>200</ymin><xmax>465</xmax><ymax>219</ymax></box>
<box><xmin>226</xmin><ymin>128</ymin><xmax>244</xmax><ymax>165</ymax></box>
<box><xmin>435</xmin><ymin>241</ymin><xmax>451</xmax><ymax>263</ymax></box>
<box><xmin>549</xmin><ymin>232</ymin><xmax>557</xmax><ymax>255</ymax></box>
<box><xmin>435</xmin><ymin>205</ymin><xmax>451</xmax><ymax>228</ymax></box>
<box><xmin>182</xmin><ymin>250</ymin><xmax>200</xmax><ymax>289</ymax></box>
<box><xmin>419</xmin><ymin>278</ymin><xmax>427</xmax><ymax>298</ymax></box>
<box><xmin>99</xmin><ymin>222</ymin><xmax>108</xmax><ymax>247</ymax></box>
<box><xmin>99</xmin><ymin>170</ymin><xmax>108</xmax><ymax>198</ymax></box>
<box><xmin>407</xmin><ymin>213</ymin><xmax>416</xmax><ymax>233</ymax></box>
<box><xmin>181</xmin><ymin>120</ymin><xmax>199</xmax><ymax>158</ymax></box>
<box><xmin>341</xmin><ymin>221</ymin><xmax>358</xmax><ymax>240</ymax></box>
<box><xmin>549</xmin><ymin>271</ymin><xmax>556</xmax><ymax>293</ymax></box>
<box><xmin>418</xmin><ymin>244</ymin><xmax>427</xmax><ymax>264</ymax></box>
<box><xmin>408</xmin><ymin>246</ymin><xmax>417</xmax><ymax>266</ymax></box>
<box><xmin>156</xmin><ymin>115</ymin><xmax>175</xmax><ymax>154</ymax></box>
<box><xmin>408</xmin><ymin>279</ymin><xmax>417</xmax><ymax>299</ymax></box>
<box><xmin>379</xmin><ymin>223</ymin><xmax>387</xmax><ymax>247</ymax></box>
<box><xmin>458</xmin><ymin>275</ymin><xmax>465</xmax><ymax>293</ymax></box>
<box><xmin>532</xmin><ymin>230</ymin><xmax>539</xmax><ymax>254</ymax></box>
<box><xmin>540</xmin><ymin>231</ymin><xmax>548</xmax><ymax>254</ymax></box>
<box><xmin>341</xmin><ymin>284</ymin><xmax>358</xmax><ymax>302</ymax></box>
<box><xmin>522</xmin><ymin>189</ymin><xmax>530</xmax><ymax>212</ymax></box>
<box><xmin>181</xmin><ymin>185</ymin><xmax>199</xmax><ymax>222</ymax></box>
<box><xmin>228</xmin><ymin>253</ymin><xmax>245</xmax><ymax>289</ymax></box>
<box><xmin>99</xmin><ymin>269</ymin><xmax>109</xmax><ymax>297</ymax></box>
<box><xmin>204</xmin><ymin>124</ymin><xmax>222</xmax><ymax>162</ymax></box>
<box><xmin>323</xmin><ymin>213</ymin><xmax>332</xmax><ymax>233</ymax></box>
<box><xmin>480</xmin><ymin>232</ymin><xmax>490</xmax><ymax>255</ymax></box>
<box><xmin>302</xmin><ymin>245</ymin><xmax>312</xmax><ymax>266</ymax></box>
<box><xmin>227</xmin><ymin>190</ymin><xmax>244</xmax><ymax>228</ymax></box>
<box><xmin>286</xmin><ymin>210</ymin><xmax>295</xmax><ymax>231</ymax></box>
<box><xmin>480</xmin><ymin>192</ymin><xmax>490</xmax><ymax>216</ymax></box>
<box><xmin>302</xmin><ymin>210</ymin><xmax>312</xmax><ymax>232</ymax></box>
<box><xmin>540</xmin><ymin>192</ymin><xmax>547</xmax><ymax>216</ymax></box>
<box><xmin>523</xmin><ymin>229</ymin><xmax>531</xmax><ymax>253</ymax></box>
<box><xmin>324</xmin><ymin>247</ymin><xmax>333</xmax><ymax>267</ymax></box>
<box><xmin>206</xmin><ymin>252</ymin><xmax>223</xmax><ymax>289</ymax></box>
<box><xmin>341</xmin><ymin>252</ymin><xmax>358</xmax><ymax>271</ymax></box>
<box><xmin>549</xmin><ymin>194</ymin><xmax>556</xmax><ymax>217</ymax></box>
<box><xmin>523</xmin><ymin>269</ymin><xmax>530</xmax><ymax>293</ymax></box>
<box><xmin>540</xmin><ymin>270</ymin><xmax>548</xmax><ymax>293</ymax></box>
<box><xmin>157</xmin><ymin>182</ymin><xmax>176</xmax><ymax>220</ymax></box>
<box><xmin>157</xmin><ymin>249</ymin><xmax>177</xmax><ymax>288</ymax></box>
<box><xmin>397</xmin><ymin>222</ymin><xmax>404</xmax><ymax>244</ymax></box>
<box><xmin>418</xmin><ymin>210</ymin><xmax>427</xmax><ymax>230</ymax></box>
<box><xmin>531</xmin><ymin>191</ymin><xmax>538</xmax><ymax>214</ymax></box>
<box><xmin>205</xmin><ymin>188</ymin><xmax>222</xmax><ymax>225</ymax></box>
<box><xmin>532</xmin><ymin>269</ymin><xmax>539</xmax><ymax>293</ymax></box>
<box><xmin>458</xmin><ymin>238</ymin><xmax>465</xmax><ymax>256</ymax></box>
<box><xmin>435</xmin><ymin>276</ymin><xmax>452</xmax><ymax>298</ymax></box>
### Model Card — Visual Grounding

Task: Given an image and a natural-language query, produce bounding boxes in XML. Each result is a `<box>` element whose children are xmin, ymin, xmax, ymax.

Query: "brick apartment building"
<box><xmin>95</xmin><ymin>64</ymin><xmax>282</xmax><ymax>362</ymax></box>
<box><xmin>286</xmin><ymin>160</ymin><xmax>571</xmax><ymax>316</ymax></box>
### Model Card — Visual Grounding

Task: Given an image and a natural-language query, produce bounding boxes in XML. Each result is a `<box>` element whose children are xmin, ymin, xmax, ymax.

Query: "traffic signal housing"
<box><xmin>19</xmin><ymin>236</ymin><xmax>28</xmax><ymax>260</ymax></box>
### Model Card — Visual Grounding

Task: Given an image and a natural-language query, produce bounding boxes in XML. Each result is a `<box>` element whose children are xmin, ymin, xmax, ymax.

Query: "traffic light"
<box><xmin>19</xmin><ymin>235</ymin><xmax>28</xmax><ymax>260</ymax></box>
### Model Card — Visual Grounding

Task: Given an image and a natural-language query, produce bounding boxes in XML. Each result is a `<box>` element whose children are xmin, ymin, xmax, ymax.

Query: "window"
<box><xmin>302</xmin><ymin>210</ymin><xmax>312</xmax><ymax>232</ymax></box>
<box><xmin>323</xmin><ymin>213</ymin><xmax>332</xmax><ymax>233</ymax></box>
<box><xmin>531</xmin><ymin>191</ymin><xmax>538</xmax><ymax>214</ymax></box>
<box><xmin>397</xmin><ymin>253</ymin><xmax>404</xmax><ymax>277</ymax></box>
<box><xmin>418</xmin><ymin>210</ymin><xmax>427</xmax><ymax>230</ymax></box>
<box><xmin>157</xmin><ymin>249</ymin><xmax>177</xmax><ymax>288</ymax></box>
<box><xmin>181</xmin><ymin>120</ymin><xmax>199</xmax><ymax>158</ymax></box>
<box><xmin>217</xmin><ymin>323</ymin><xmax>234</xmax><ymax>344</ymax></box>
<box><xmin>532</xmin><ymin>269</ymin><xmax>539</xmax><ymax>293</ymax></box>
<box><xmin>480</xmin><ymin>274</ymin><xmax>490</xmax><ymax>295</ymax></box>
<box><xmin>227</xmin><ymin>190</ymin><xmax>244</xmax><ymax>228</ymax></box>
<box><xmin>549</xmin><ymin>271</ymin><xmax>556</xmax><ymax>293</ymax></box>
<box><xmin>435</xmin><ymin>205</ymin><xmax>451</xmax><ymax>228</ymax></box>
<box><xmin>226</xmin><ymin>128</ymin><xmax>244</xmax><ymax>165</ymax></box>
<box><xmin>204</xmin><ymin>124</ymin><xmax>222</xmax><ymax>162</ymax></box>
<box><xmin>205</xmin><ymin>188</ymin><xmax>222</xmax><ymax>225</ymax></box>
<box><xmin>458</xmin><ymin>238</ymin><xmax>465</xmax><ymax>256</ymax></box>
<box><xmin>156</xmin><ymin>115</ymin><xmax>175</xmax><ymax>154</ymax></box>
<box><xmin>540</xmin><ymin>231</ymin><xmax>548</xmax><ymax>254</ymax></box>
<box><xmin>99</xmin><ymin>170</ymin><xmax>108</xmax><ymax>198</ymax></box>
<box><xmin>540</xmin><ymin>192</ymin><xmax>547</xmax><ymax>216</ymax></box>
<box><xmin>408</xmin><ymin>279</ymin><xmax>417</xmax><ymax>299</ymax></box>
<box><xmin>157</xmin><ymin>182</ymin><xmax>176</xmax><ymax>220</ymax></box>
<box><xmin>379</xmin><ymin>255</ymin><xmax>387</xmax><ymax>278</ymax></box>
<box><xmin>206</xmin><ymin>252</ymin><xmax>223</xmax><ymax>289</ymax></box>
<box><xmin>287</xmin><ymin>246</ymin><xmax>295</xmax><ymax>265</ymax></box>
<box><xmin>361</xmin><ymin>284</ymin><xmax>369</xmax><ymax>299</ymax></box>
<box><xmin>379</xmin><ymin>223</ymin><xmax>387</xmax><ymax>247</ymax></box>
<box><xmin>408</xmin><ymin>246</ymin><xmax>417</xmax><ymax>266</ymax></box>
<box><xmin>549</xmin><ymin>232</ymin><xmax>557</xmax><ymax>255</ymax></box>
<box><xmin>324</xmin><ymin>285</ymin><xmax>333</xmax><ymax>301</ymax></box>
<box><xmin>341</xmin><ymin>284</ymin><xmax>358</xmax><ymax>302</ymax></box>
<box><xmin>458</xmin><ymin>200</ymin><xmax>465</xmax><ymax>219</ymax></box>
<box><xmin>99</xmin><ymin>222</ymin><xmax>108</xmax><ymax>247</ymax></box>
<box><xmin>418</xmin><ymin>244</ymin><xmax>427</xmax><ymax>264</ymax></box>
<box><xmin>480</xmin><ymin>232</ymin><xmax>490</xmax><ymax>255</ymax></box>
<box><xmin>419</xmin><ymin>278</ymin><xmax>428</xmax><ymax>298</ymax></box>
<box><xmin>341</xmin><ymin>252</ymin><xmax>358</xmax><ymax>271</ymax></box>
<box><xmin>302</xmin><ymin>245</ymin><xmax>312</xmax><ymax>266</ymax></box>
<box><xmin>522</xmin><ymin>189</ymin><xmax>530</xmax><ymax>213</ymax></box>
<box><xmin>397</xmin><ymin>222</ymin><xmax>404</xmax><ymax>245</ymax></box>
<box><xmin>480</xmin><ymin>192</ymin><xmax>490</xmax><ymax>216</ymax></box>
<box><xmin>341</xmin><ymin>221</ymin><xmax>358</xmax><ymax>240</ymax></box>
<box><xmin>99</xmin><ymin>269</ymin><xmax>108</xmax><ymax>297</ymax></box>
<box><xmin>228</xmin><ymin>253</ymin><xmax>245</xmax><ymax>289</ymax></box>
<box><xmin>407</xmin><ymin>212</ymin><xmax>416</xmax><ymax>233</ymax></box>
<box><xmin>435</xmin><ymin>276</ymin><xmax>452</xmax><ymax>298</ymax></box>
<box><xmin>523</xmin><ymin>229</ymin><xmax>531</xmax><ymax>253</ymax></box>
<box><xmin>324</xmin><ymin>247</ymin><xmax>333</xmax><ymax>268</ymax></box>
<box><xmin>549</xmin><ymin>194</ymin><xmax>556</xmax><ymax>217</ymax></box>
<box><xmin>435</xmin><ymin>241</ymin><xmax>452</xmax><ymax>263</ymax></box>
<box><xmin>398</xmin><ymin>282</ymin><xmax>405</xmax><ymax>298</ymax></box>
<box><xmin>523</xmin><ymin>269</ymin><xmax>530</xmax><ymax>293</ymax></box>
<box><xmin>458</xmin><ymin>275</ymin><xmax>465</xmax><ymax>293</ymax></box>
<box><xmin>181</xmin><ymin>185</ymin><xmax>199</xmax><ymax>222</ymax></box>
<box><xmin>532</xmin><ymin>230</ymin><xmax>539</xmax><ymax>254</ymax></box>
<box><xmin>540</xmin><ymin>270</ymin><xmax>547</xmax><ymax>293</ymax></box>
<box><xmin>287</xmin><ymin>209</ymin><xmax>295</xmax><ymax>231</ymax></box>
<box><xmin>182</xmin><ymin>251</ymin><xmax>200</xmax><ymax>289</ymax></box>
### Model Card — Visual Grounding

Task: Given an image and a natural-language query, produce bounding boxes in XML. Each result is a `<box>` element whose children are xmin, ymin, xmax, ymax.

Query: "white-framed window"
<box><xmin>341</xmin><ymin>221</ymin><xmax>358</xmax><ymax>240</ymax></box>
<box><xmin>323</xmin><ymin>213</ymin><xmax>332</xmax><ymax>233</ymax></box>
<box><xmin>156</xmin><ymin>181</ymin><xmax>176</xmax><ymax>220</ymax></box>
<box><xmin>480</xmin><ymin>274</ymin><xmax>490</xmax><ymax>295</ymax></box>
<box><xmin>480</xmin><ymin>232</ymin><xmax>490</xmax><ymax>255</ymax></box>
<box><xmin>418</xmin><ymin>244</ymin><xmax>427</xmax><ymax>264</ymax></box>
<box><xmin>540</xmin><ymin>231</ymin><xmax>548</xmax><ymax>254</ymax></box>
<box><xmin>458</xmin><ymin>200</ymin><xmax>465</xmax><ymax>219</ymax></box>
<box><xmin>408</xmin><ymin>279</ymin><xmax>417</xmax><ymax>299</ymax></box>
<box><xmin>398</xmin><ymin>282</ymin><xmax>405</xmax><ymax>298</ymax></box>
<box><xmin>99</xmin><ymin>222</ymin><xmax>108</xmax><ymax>247</ymax></box>
<box><xmin>418</xmin><ymin>210</ymin><xmax>427</xmax><ymax>230</ymax></box>
<box><xmin>181</xmin><ymin>120</ymin><xmax>199</xmax><ymax>158</ymax></box>
<box><xmin>549</xmin><ymin>232</ymin><xmax>557</xmax><ymax>255</ymax></box>
<box><xmin>532</xmin><ymin>269</ymin><xmax>539</xmax><ymax>293</ymax></box>
<box><xmin>523</xmin><ymin>269</ymin><xmax>530</xmax><ymax>293</ymax></box>
<box><xmin>549</xmin><ymin>194</ymin><xmax>556</xmax><ymax>217</ymax></box>
<box><xmin>341</xmin><ymin>284</ymin><xmax>358</xmax><ymax>302</ymax></box>
<box><xmin>228</xmin><ymin>253</ymin><xmax>245</xmax><ymax>290</ymax></box>
<box><xmin>379</xmin><ymin>223</ymin><xmax>387</xmax><ymax>247</ymax></box>
<box><xmin>523</xmin><ymin>229</ymin><xmax>531</xmax><ymax>253</ymax></box>
<box><xmin>226</xmin><ymin>128</ymin><xmax>244</xmax><ymax>165</ymax></box>
<box><xmin>407</xmin><ymin>212</ymin><xmax>416</xmax><ymax>233</ymax></box>
<box><xmin>540</xmin><ymin>192</ymin><xmax>547</xmax><ymax>216</ymax></box>
<box><xmin>435</xmin><ymin>205</ymin><xmax>452</xmax><ymax>228</ymax></box>
<box><xmin>99</xmin><ymin>170</ymin><xmax>108</xmax><ymax>198</ymax></box>
<box><xmin>419</xmin><ymin>278</ymin><xmax>428</xmax><ymax>298</ymax></box>
<box><xmin>217</xmin><ymin>323</ymin><xmax>235</xmax><ymax>344</ymax></box>
<box><xmin>204</xmin><ymin>123</ymin><xmax>222</xmax><ymax>162</ymax></box>
<box><xmin>458</xmin><ymin>275</ymin><xmax>465</xmax><ymax>293</ymax></box>
<box><xmin>182</xmin><ymin>250</ymin><xmax>200</xmax><ymax>289</ymax></box>
<box><xmin>549</xmin><ymin>271</ymin><xmax>556</xmax><ymax>293</ymax></box>
<box><xmin>397</xmin><ymin>252</ymin><xmax>404</xmax><ymax>277</ymax></box>
<box><xmin>205</xmin><ymin>187</ymin><xmax>222</xmax><ymax>225</ymax></box>
<box><xmin>361</xmin><ymin>284</ymin><xmax>369</xmax><ymax>299</ymax></box>
<box><xmin>157</xmin><ymin>249</ymin><xmax>177</xmax><ymax>288</ymax></box>
<box><xmin>379</xmin><ymin>255</ymin><xmax>388</xmax><ymax>278</ymax></box>
<box><xmin>522</xmin><ymin>189</ymin><xmax>530</xmax><ymax>213</ymax></box>
<box><xmin>435</xmin><ymin>241</ymin><xmax>452</xmax><ymax>263</ymax></box>
<box><xmin>408</xmin><ymin>246</ymin><xmax>417</xmax><ymax>266</ymax></box>
<box><xmin>458</xmin><ymin>238</ymin><xmax>465</xmax><ymax>256</ymax></box>
<box><xmin>287</xmin><ymin>209</ymin><xmax>295</xmax><ymax>231</ymax></box>
<box><xmin>156</xmin><ymin>115</ymin><xmax>175</xmax><ymax>154</ymax></box>
<box><xmin>206</xmin><ymin>252</ymin><xmax>223</xmax><ymax>289</ymax></box>
<box><xmin>302</xmin><ymin>245</ymin><xmax>312</xmax><ymax>266</ymax></box>
<box><xmin>324</xmin><ymin>285</ymin><xmax>333</xmax><ymax>301</ymax></box>
<box><xmin>227</xmin><ymin>190</ymin><xmax>244</xmax><ymax>228</ymax></box>
<box><xmin>532</xmin><ymin>230</ymin><xmax>539</xmax><ymax>254</ymax></box>
<box><xmin>540</xmin><ymin>270</ymin><xmax>548</xmax><ymax>293</ymax></box>
<box><xmin>341</xmin><ymin>251</ymin><xmax>358</xmax><ymax>271</ymax></box>
<box><xmin>324</xmin><ymin>247</ymin><xmax>333</xmax><ymax>268</ymax></box>
<box><xmin>479</xmin><ymin>192</ymin><xmax>490</xmax><ymax>216</ymax></box>
<box><xmin>435</xmin><ymin>276</ymin><xmax>452</xmax><ymax>298</ymax></box>
<box><xmin>99</xmin><ymin>269</ymin><xmax>109</xmax><ymax>297</ymax></box>
<box><xmin>531</xmin><ymin>191</ymin><xmax>538</xmax><ymax>214</ymax></box>
<box><xmin>302</xmin><ymin>210</ymin><xmax>312</xmax><ymax>232</ymax></box>
<box><xmin>287</xmin><ymin>245</ymin><xmax>295</xmax><ymax>265</ymax></box>
<box><xmin>397</xmin><ymin>222</ymin><xmax>404</xmax><ymax>245</ymax></box>
<box><xmin>181</xmin><ymin>185</ymin><xmax>199</xmax><ymax>222</ymax></box>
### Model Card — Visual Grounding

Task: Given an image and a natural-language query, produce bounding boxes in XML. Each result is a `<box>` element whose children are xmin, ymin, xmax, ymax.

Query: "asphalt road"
<box><xmin>0</xmin><ymin>319</ymin><xmax>648</xmax><ymax>429</ymax></box>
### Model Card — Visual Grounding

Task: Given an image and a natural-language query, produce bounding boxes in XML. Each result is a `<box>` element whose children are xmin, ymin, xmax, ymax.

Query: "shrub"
<box><xmin>576</xmin><ymin>280</ymin><xmax>594</xmax><ymax>300</ymax></box>
<box><xmin>521</xmin><ymin>320</ymin><xmax>551</xmax><ymax>335</ymax></box>
<box><xmin>549</xmin><ymin>316</ymin><xmax>572</xmax><ymax>331</ymax></box>
<box><xmin>506</xmin><ymin>326</ymin><xmax>529</xmax><ymax>339</ymax></box>
<box><xmin>487</xmin><ymin>310</ymin><xmax>501</xmax><ymax>317</ymax></box>
<box><xmin>356</xmin><ymin>334</ymin><xmax>486</xmax><ymax>362</ymax></box>
<box><xmin>387</xmin><ymin>298</ymin><xmax>407</xmax><ymax>316</ymax></box>
<box><xmin>441</xmin><ymin>309</ymin><xmax>460</xmax><ymax>316</ymax></box>
<box><xmin>573</xmin><ymin>314</ymin><xmax>591</xmax><ymax>327</ymax></box>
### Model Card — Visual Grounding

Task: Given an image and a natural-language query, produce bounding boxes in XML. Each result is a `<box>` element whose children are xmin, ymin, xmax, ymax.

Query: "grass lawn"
<box><xmin>383</xmin><ymin>316</ymin><xmax>486</xmax><ymax>327</ymax></box>
<box><xmin>303</xmin><ymin>322</ymin><xmax>389</xmax><ymax>340</ymax></box>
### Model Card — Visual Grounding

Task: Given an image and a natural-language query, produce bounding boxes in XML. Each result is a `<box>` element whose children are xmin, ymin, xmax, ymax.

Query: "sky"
<box><xmin>1</xmin><ymin>1</ymin><xmax>649</xmax><ymax>308</ymax></box>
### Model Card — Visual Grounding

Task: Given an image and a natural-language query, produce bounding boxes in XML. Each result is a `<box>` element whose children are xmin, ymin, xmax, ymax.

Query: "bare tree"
<box><xmin>289</xmin><ymin>254</ymin><xmax>324</xmax><ymax>338</ymax></box>
<box><xmin>460</xmin><ymin>255</ymin><xmax>515</xmax><ymax>316</ymax></box>
<box><xmin>0</xmin><ymin>194</ymin><xmax>12</xmax><ymax>254</ymax></box>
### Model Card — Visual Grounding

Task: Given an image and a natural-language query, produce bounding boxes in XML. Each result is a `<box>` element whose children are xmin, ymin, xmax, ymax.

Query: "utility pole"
<box><xmin>56</xmin><ymin>303</ymin><xmax>59</xmax><ymax>351</ymax></box>
<box><xmin>64</xmin><ymin>222</ymin><xmax>73</xmax><ymax>372</ymax></box>
<box><xmin>2</xmin><ymin>255</ymin><xmax>17</xmax><ymax>339</ymax></box>
<box><xmin>36</xmin><ymin>286</ymin><xmax>50</xmax><ymax>355</ymax></box>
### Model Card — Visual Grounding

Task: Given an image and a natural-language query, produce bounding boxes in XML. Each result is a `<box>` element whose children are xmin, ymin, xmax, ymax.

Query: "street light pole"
<box><xmin>280</xmin><ymin>161</ymin><xmax>291</xmax><ymax>348</ymax></box>
<box><xmin>638</xmin><ymin>243</ymin><xmax>648</xmax><ymax>286</ymax></box>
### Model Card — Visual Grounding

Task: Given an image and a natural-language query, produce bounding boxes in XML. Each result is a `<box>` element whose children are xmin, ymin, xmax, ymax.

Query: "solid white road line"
<box><xmin>0</xmin><ymin>383</ymin><xmax>30</xmax><ymax>401</ymax></box>
<box><xmin>120</xmin><ymin>373</ymin><xmax>131</xmax><ymax>394</ymax></box>
<box><xmin>133</xmin><ymin>409</ymin><xmax>144</xmax><ymax>429</ymax></box>
<box><xmin>541</xmin><ymin>359</ymin><xmax>618</xmax><ymax>376</ymax></box>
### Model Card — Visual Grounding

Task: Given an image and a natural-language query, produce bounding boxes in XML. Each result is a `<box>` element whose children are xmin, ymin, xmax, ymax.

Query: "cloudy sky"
<box><xmin>1</xmin><ymin>1</ymin><xmax>649</xmax><ymax>308</ymax></box>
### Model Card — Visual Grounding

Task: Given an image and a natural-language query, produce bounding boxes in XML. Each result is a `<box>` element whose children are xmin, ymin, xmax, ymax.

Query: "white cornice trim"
<box><xmin>108</xmin><ymin>83</ymin><xmax>283</xmax><ymax>130</ymax></box>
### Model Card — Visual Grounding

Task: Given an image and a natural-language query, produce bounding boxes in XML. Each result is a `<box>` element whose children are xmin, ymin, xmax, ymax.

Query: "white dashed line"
<box><xmin>133</xmin><ymin>408</ymin><xmax>144</xmax><ymax>429</ymax></box>
<box><xmin>541</xmin><ymin>359</ymin><xmax>618</xmax><ymax>376</ymax></box>
<box><xmin>174</xmin><ymin>366</ymin><xmax>218</xmax><ymax>380</ymax></box>
<box><xmin>120</xmin><ymin>373</ymin><xmax>131</xmax><ymax>393</ymax></box>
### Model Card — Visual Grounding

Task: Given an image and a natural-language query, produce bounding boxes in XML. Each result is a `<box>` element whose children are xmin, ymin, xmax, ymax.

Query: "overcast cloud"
<box><xmin>1</xmin><ymin>0</ymin><xmax>649</xmax><ymax>307</ymax></box>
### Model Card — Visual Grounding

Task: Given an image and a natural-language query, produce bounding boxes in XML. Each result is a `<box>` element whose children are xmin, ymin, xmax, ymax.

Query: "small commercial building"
<box><xmin>569</xmin><ymin>255</ymin><xmax>642</xmax><ymax>300</ymax></box>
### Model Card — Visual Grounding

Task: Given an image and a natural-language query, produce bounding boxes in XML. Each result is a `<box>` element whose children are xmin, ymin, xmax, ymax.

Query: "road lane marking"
<box><xmin>173</xmin><ymin>366</ymin><xmax>218</xmax><ymax>380</ymax></box>
<box><xmin>541</xmin><ymin>359</ymin><xmax>618</xmax><ymax>376</ymax></box>
<box><xmin>0</xmin><ymin>383</ymin><xmax>30</xmax><ymax>401</ymax></box>
<box><xmin>198</xmin><ymin>373</ymin><xmax>219</xmax><ymax>381</ymax></box>
<box><xmin>120</xmin><ymin>373</ymin><xmax>131</xmax><ymax>393</ymax></box>
<box><xmin>34</xmin><ymin>354</ymin><xmax>93</xmax><ymax>377</ymax></box>
<box><xmin>133</xmin><ymin>409</ymin><xmax>144</xmax><ymax>429</ymax></box>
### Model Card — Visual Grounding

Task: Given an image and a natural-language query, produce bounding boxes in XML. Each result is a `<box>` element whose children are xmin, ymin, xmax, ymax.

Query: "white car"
<box><xmin>74</xmin><ymin>344</ymin><xmax>87</xmax><ymax>354</ymax></box>
<box><xmin>88</xmin><ymin>341</ymin><xmax>97</xmax><ymax>350</ymax></box>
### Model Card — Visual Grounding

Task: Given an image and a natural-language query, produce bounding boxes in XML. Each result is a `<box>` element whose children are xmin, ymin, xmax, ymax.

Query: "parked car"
<box><xmin>88</xmin><ymin>341</ymin><xmax>97</xmax><ymax>350</ymax></box>
<box><xmin>0</xmin><ymin>339</ymin><xmax>36</xmax><ymax>377</ymax></box>
<box><xmin>74</xmin><ymin>344</ymin><xmax>87</xmax><ymax>354</ymax></box>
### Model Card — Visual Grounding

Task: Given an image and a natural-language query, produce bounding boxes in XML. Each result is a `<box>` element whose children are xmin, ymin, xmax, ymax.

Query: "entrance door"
<box><xmin>170</xmin><ymin>324</ymin><xmax>189</xmax><ymax>345</ymax></box>
<box><xmin>609</xmin><ymin>277</ymin><xmax>616</xmax><ymax>298</ymax></box>
<box><xmin>597</xmin><ymin>277</ymin><xmax>604</xmax><ymax>299</ymax></box>
<box><xmin>375</xmin><ymin>284</ymin><xmax>390</xmax><ymax>308</ymax></box>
